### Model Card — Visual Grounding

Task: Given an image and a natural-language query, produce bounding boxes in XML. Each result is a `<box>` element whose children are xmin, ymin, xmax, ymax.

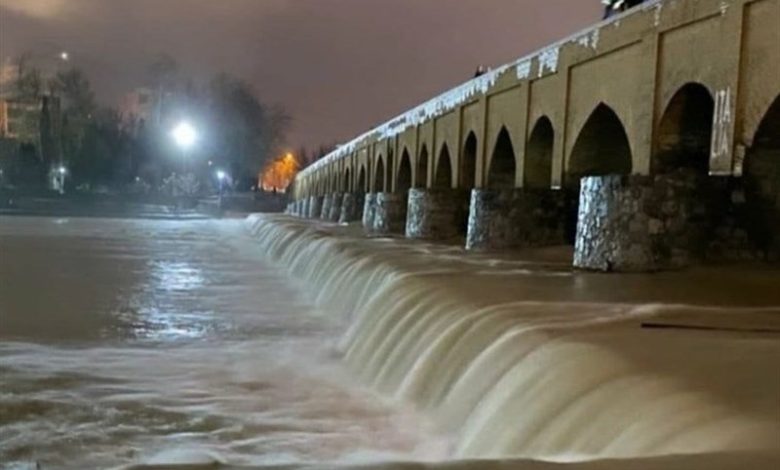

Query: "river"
<box><xmin>1</xmin><ymin>215</ymin><xmax>778</xmax><ymax>470</ymax></box>
<box><xmin>0</xmin><ymin>217</ymin><xmax>445</xmax><ymax>469</ymax></box>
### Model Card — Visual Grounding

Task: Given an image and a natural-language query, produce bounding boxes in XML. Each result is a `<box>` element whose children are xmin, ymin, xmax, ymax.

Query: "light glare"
<box><xmin>172</xmin><ymin>122</ymin><xmax>197</xmax><ymax>150</ymax></box>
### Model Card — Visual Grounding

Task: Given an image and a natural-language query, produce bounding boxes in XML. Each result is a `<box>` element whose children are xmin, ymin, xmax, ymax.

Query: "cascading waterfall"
<box><xmin>246</xmin><ymin>214</ymin><xmax>780</xmax><ymax>462</ymax></box>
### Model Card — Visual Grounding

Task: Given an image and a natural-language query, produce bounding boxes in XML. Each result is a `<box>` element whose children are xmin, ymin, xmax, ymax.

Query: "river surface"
<box><xmin>0</xmin><ymin>217</ymin><xmax>445</xmax><ymax>469</ymax></box>
<box><xmin>2</xmin><ymin>215</ymin><xmax>779</xmax><ymax>470</ymax></box>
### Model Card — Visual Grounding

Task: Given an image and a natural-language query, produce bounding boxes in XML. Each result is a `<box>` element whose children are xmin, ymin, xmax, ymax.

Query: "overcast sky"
<box><xmin>0</xmin><ymin>0</ymin><xmax>600</xmax><ymax>149</ymax></box>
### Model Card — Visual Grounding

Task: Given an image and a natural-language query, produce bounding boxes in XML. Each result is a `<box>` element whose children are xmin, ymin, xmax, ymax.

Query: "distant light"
<box><xmin>216</xmin><ymin>170</ymin><xmax>226</xmax><ymax>181</ymax></box>
<box><xmin>208</xmin><ymin>160</ymin><xmax>213</xmax><ymax>166</ymax></box>
<box><xmin>58</xmin><ymin>166</ymin><xmax>66</xmax><ymax>175</ymax></box>
<box><xmin>135</xmin><ymin>176</ymin><xmax>141</xmax><ymax>182</ymax></box>
<box><xmin>60</xmin><ymin>51</ymin><xmax>69</xmax><ymax>61</ymax></box>
<box><xmin>171</xmin><ymin>121</ymin><xmax>197</xmax><ymax>150</ymax></box>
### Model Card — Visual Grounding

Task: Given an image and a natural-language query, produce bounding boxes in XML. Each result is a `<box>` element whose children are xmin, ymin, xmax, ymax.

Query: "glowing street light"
<box><xmin>216</xmin><ymin>170</ymin><xmax>226</xmax><ymax>181</ymax></box>
<box><xmin>60</xmin><ymin>51</ymin><xmax>69</xmax><ymax>61</ymax></box>
<box><xmin>171</xmin><ymin>121</ymin><xmax>197</xmax><ymax>150</ymax></box>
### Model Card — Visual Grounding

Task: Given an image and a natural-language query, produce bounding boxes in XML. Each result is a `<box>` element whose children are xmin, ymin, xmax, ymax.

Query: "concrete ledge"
<box><xmin>405</xmin><ymin>188</ymin><xmax>469</xmax><ymax>240</ymax></box>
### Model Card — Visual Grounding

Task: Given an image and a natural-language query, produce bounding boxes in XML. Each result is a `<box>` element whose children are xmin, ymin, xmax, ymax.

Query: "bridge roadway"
<box><xmin>288</xmin><ymin>0</ymin><xmax>779</xmax><ymax>272</ymax></box>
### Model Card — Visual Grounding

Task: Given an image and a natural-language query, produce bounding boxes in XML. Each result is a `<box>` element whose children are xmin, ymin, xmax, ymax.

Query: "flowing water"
<box><xmin>0</xmin><ymin>217</ymin><xmax>446</xmax><ymax>469</ymax></box>
<box><xmin>1</xmin><ymin>214</ymin><xmax>779</xmax><ymax>470</ymax></box>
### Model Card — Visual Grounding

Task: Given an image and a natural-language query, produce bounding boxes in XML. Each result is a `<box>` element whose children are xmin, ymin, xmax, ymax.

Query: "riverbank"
<box><xmin>241</xmin><ymin>214</ymin><xmax>780</xmax><ymax>469</ymax></box>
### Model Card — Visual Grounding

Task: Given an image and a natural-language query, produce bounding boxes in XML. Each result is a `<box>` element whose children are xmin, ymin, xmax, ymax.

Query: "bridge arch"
<box><xmin>374</xmin><ymin>155</ymin><xmax>385</xmax><ymax>192</ymax></box>
<box><xmin>344</xmin><ymin>168</ymin><xmax>351</xmax><ymax>192</ymax></box>
<box><xmin>743</xmin><ymin>94</ymin><xmax>780</xmax><ymax>257</ymax></box>
<box><xmin>566</xmin><ymin>103</ymin><xmax>633</xmax><ymax>243</ymax></box>
<box><xmin>398</xmin><ymin>149</ymin><xmax>413</xmax><ymax>192</ymax></box>
<box><xmin>416</xmin><ymin>145</ymin><xmax>429</xmax><ymax>188</ymax></box>
<box><xmin>435</xmin><ymin>144</ymin><xmax>453</xmax><ymax>188</ymax></box>
<box><xmin>654</xmin><ymin>82</ymin><xmax>714</xmax><ymax>175</ymax></box>
<box><xmin>487</xmin><ymin>127</ymin><xmax>517</xmax><ymax>190</ymax></box>
<box><xmin>460</xmin><ymin>131</ymin><xmax>478</xmax><ymax>190</ymax></box>
<box><xmin>358</xmin><ymin>165</ymin><xmax>367</xmax><ymax>193</ymax></box>
<box><xmin>524</xmin><ymin>116</ymin><xmax>554</xmax><ymax>189</ymax></box>
<box><xmin>568</xmin><ymin>103</ymin><xmax>633</xmax><ymax>181</ymax></box>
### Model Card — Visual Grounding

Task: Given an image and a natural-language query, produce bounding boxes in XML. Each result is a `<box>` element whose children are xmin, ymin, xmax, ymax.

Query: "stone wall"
<box><xmin>406</xmin><ymin>188</ymin><xmax>469</xmax><ymax>240</ymax></box>
<box><xmin>327</xmin><ymin>192</ymin><xmax>343</xmax><ymax>222</ymax></box>
<box><xmin>302</xmin><ymin>198</ymin><xmax>310</xmax><ymax>219</ymax></box>
<box><xmin>362</xmin><ymin>193</ymin><xmax>378</xmax><ymax>230</ymax></box>
<box><xmin>339</xmin><ymin>193</ymin><xmax>363</xmax><ymax>224</ymax></box>
<box><xmin>466</xmin><ymin>188</ymin><xmax>567</xmax><ymax>250</ymax></box>
<box><xmin>320</xmin><ymin>194</ymin><xmax>333</xmax><ymax>219</ymax></box>
<box><xmin>371</xmin><ymin>192</ymin><xmax>407</xmax><ymax>235</ymax></box>
<box><xmin>573</xmin><ymin>174</ymin><xmax>706</xmax><ymax>271</ymax></box>
<box><xmin>308</xmin><ymin>195</ymin><xmax>323</xmax><ymax>219</ymax></box>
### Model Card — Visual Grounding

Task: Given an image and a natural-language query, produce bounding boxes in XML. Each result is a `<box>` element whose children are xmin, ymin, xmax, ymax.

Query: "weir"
<box><xmin>246</xmin><ymin>214</ymin><xmax>780</xmax><ymax>464</ymax></box>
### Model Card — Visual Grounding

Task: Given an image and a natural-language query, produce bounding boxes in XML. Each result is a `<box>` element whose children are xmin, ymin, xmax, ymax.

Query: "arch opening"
<box><xmin>488</xmin><ymin>127</ymin><xmax>517</xmax><ymax>189</ymax></box>
<box><xmin>568</xmin><ymin>104</ymin><xmax>633</xmax><ymax>181</ymax></box>
<box><xmin>398</xmin><ymin>150</ymin><xmax>413</xmax><ymax>192</ymax></box>
<box><xmin>435</xmin><ymin>145</ymin><xmax>453</xmax><ymax>188</ymax></box>
<box><xmin>374</xmin><ymin>156</ymin><xmax>385</xmax><ymax>192</ymax></box>
<box><xmin>566</xmin><ymin>103</ymin><xmax>633</xmax><ymax>244</ymax></box>
<box><xmin>460</xmin><ymin>132</ymin><xmax>478</xmax><ymax>189</ymax></box>
<box><xmin>654</xmin><ymin>83</ymin><xmax>714</xmax><ymax>175</ymax></box>
<box><xmin>525</xmin><ymin>117</ymin><xmax>554</xmax><ymax>189</ymax></box>
<box><xmin>416</xmin><ymin>146</ymin><xmax>429</xmax><ymax>188</ymax></box>
<box><xmin>358</xmin><ymin>165</ymin><xmax>367</xmax><ymax>193</ymax></box>
<box><xmin>743</xmin><ymin>95</ymin><xmax>780</xmax><ymax>257</ymax></box>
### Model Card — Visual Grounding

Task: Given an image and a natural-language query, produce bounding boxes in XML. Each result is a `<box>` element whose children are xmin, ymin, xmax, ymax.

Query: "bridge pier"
<box><xmin>320</xmin><ymin>194</ymin><xmax>334</xmax><ymax>219</ymax></box>
<box><xmin>466</xmin><ymin>189</ymin><xmax>567</xmax><ymax>250</ymax></box>
<box><xmin>362</xmin><ymin>193</ymin><xmax>378</xmax><ymax>230</ymax></box>
<box><xmin>372</xmin><ymin>192</ymin><xmax>407</xmax><ymax>235</ymax></box>
<box><xmin>339</xmin><ymin>193</ymin><xmax>363</xmax><ymax>224</ymax></box>
<box><xmin>301</xmin><ymin>198</ymin><xmax>310</xmax><ymax>218</ymax></box>
<box><xmin>327</xmin><ymin>192</ymin><xmax>343</xmax><ymax>222</ymax></box>
<box><xmin>308</xmin><ymin>196</ymin><xmax>323</xmax><ymax>219</ymax></box>
<box><xmin>406</xmin><ymin>188</ymin><xmax>469</xmax><ymax>240</ymax></box>
<box><xmin>573</xmin><ymin>174</ymin><xmax>710</xmax><ymax>271</ymax></box>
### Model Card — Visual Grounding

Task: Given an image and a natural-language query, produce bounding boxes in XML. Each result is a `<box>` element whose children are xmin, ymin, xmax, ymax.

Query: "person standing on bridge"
<box><xmin>602</xmin><ymin>0</ymin><xmax>646</xmax><ymax>19</ymax></box>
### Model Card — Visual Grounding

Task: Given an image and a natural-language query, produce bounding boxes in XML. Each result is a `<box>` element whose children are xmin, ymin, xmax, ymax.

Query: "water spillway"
<box><xmin>247</xmin><ymin>214</ymin><xmax>780</xmax><ymax>464</ymax></box>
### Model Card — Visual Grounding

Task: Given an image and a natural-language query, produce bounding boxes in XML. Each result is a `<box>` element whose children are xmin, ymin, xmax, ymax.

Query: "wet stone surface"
<box><xmin>372</xmin><ymin>192</ymin><xmax>408</xmax><ymax>235</ymax></box>
<box><xmin>308</xmin><ymin>196</ymin><xmax>323</xmax><ymax>219</ymax></box>
<box><xmin>574</xmin><ymin>174</ymin><xmax>705</xmax><ymax>272</ymax></box>
<box><xmin>406</xmin><ymin>188</ymin><xmax>469</xmax><ymax>240</ymax></box>
<box><xmin>328</xmin><ymin>192</ymin><xmax>343</xmax><ymax>222</ymax></box>
<box><xmin>362</xmin><ymin>193</ymin><xmax>378</xmax><ymax>231</ymax></box>
<box><xmin>321</xmin><ymin>194</ymin><xmax>334</xmax><ymax>219</ymax></box>
<box><xmin>339</xmin><ymin>193</ymin><xmax>363</xmax><ymax>224</ymax></box>
<box><xmin>466</xmin><ymin>188</ymin><xmax>566</xmax><ymax>251</ymax></box>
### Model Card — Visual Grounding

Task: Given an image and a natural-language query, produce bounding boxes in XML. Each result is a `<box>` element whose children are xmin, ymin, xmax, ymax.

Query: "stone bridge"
<box><xmin>288</xmin><ymin>0</ymin><xmax>779</xmax><ymax>271</ymax></box>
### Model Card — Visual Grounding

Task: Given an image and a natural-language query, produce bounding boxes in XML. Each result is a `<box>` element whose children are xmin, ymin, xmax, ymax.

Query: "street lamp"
<box><xmin>60</xmin><ymin>51</ymin><xmax>69</xmax><ymax>61</ymax></box>
<box><xmin>216</xmin><ymin>170</ymin><xmax>227</xmax><ymax>209</ymax></box>
<box><xmin>171</xmin><ymin>121</ymin><xmax>197</xmax><ymax>174</ymax></box>
<box><xmin>57</xmin><ymin>166</ymin><xmax>67</xmax><ymax>195</ymax></box>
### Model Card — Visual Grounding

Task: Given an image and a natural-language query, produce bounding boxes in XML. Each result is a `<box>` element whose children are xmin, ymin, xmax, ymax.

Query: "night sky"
<box><xmin>0</xmin><ymin>0</ymin><xmax>600</xmax><ymax>149</ymax></box>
